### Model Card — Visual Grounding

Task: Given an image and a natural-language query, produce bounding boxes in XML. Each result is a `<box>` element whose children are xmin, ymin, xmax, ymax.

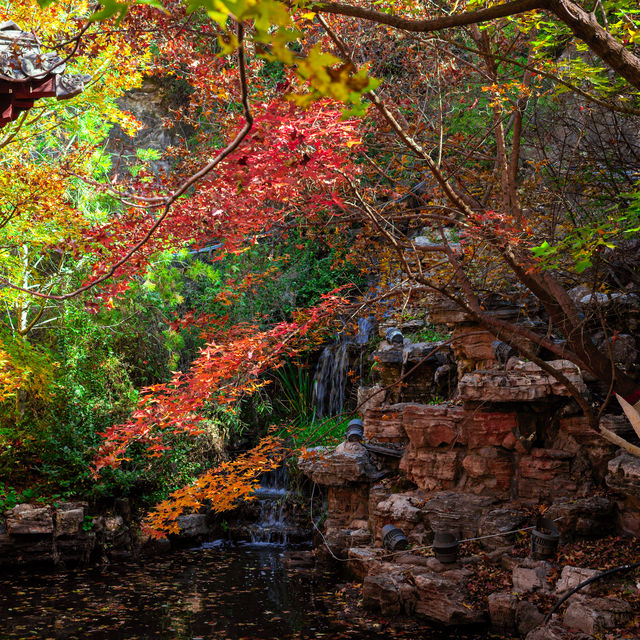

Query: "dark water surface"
<box><xmin>0</xmin><ymin>543</ymin><xmax>487</xmax><ymax>640</ymax></box>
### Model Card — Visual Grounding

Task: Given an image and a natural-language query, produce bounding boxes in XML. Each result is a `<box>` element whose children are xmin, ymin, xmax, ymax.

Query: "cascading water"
<box><xmin>246</xmin><ymin>466</ymin><xmax>292</xmax><ymax>545</ymax></box>
<box><xmin>312</xmin><ymin>316</ymin><xmax>375</xmax><ymax>418</ymax></box>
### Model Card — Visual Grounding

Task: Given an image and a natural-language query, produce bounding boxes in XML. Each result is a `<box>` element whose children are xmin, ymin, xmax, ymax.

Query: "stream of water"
<box><xmin>0</xmin><ymin>543</ymin><xmax>488</xmax><ymax>640</ymax></box>
<box><xmin>313</xmin><ymin>316</ymin><xmax>375</xmax><ymax>417</ymax></box>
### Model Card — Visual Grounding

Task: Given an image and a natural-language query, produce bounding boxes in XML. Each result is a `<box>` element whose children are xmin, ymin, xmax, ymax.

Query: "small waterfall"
<box><xmin>312</xmin><ymin>316</ymin><xmax>375</xmax><ymax>418</ymax></box>
<box><xmin>312</xmin><ymin>343</ymin><xmax>349</xmax><ymax>418</ymax></box>
<box><xmin>246</xmin><ymin>466</ymin><xmax>291</xmax><ymax>545</ymax></box>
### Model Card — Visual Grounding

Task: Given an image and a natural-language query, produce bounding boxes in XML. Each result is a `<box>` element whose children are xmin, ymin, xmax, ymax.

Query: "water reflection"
<box><xmin>0</xmin><ymin>544</ymin><xmax>486</xmax><ymax>639</ymax></box>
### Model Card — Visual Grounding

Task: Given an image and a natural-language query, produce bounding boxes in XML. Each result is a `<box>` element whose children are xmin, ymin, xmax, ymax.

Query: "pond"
<box><xmin>0</xmin><ymin>542</ymin><xmax>490</xmax><ymax>640</ymax></box>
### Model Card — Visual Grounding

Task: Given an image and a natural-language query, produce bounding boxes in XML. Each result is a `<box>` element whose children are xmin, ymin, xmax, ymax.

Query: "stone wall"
<box><xmin>0</xmin><ymin>501</ymin><xmax>178</xmax><ymax>570</ymax></box>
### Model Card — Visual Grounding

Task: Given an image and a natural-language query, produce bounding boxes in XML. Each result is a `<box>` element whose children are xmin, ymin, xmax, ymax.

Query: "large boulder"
<box><xmin>402</xmin><ymin>404</ymin><xmax>463</xmax><ymax>448</ymax></box>
<box><xmin>362</xmin><ymin>569</ymin><xmax>404</xmax><ymax>616</ymax></box>
<box><xmin>478</xmin><ymin>507</ymin><xmax>526</xmax><ymax>550</ymax></box>
<box><xmin>6</xmin><ymin>504</ymin><xmax>54</xmax><ymax>535</ymax></box>
<box><xmin>55</xmin><ymin>503</ymin><xmax>87</xmax><ymax>537</ymax></box>
<box><xmin>363</xmin><ymin>404</ymin><xmax>409</xmax><ymax>443</ymax></box>
<box><xmin>516</xmin><ymin>600</ymin><xmax>546</xmax><ymax>635</ymax></box>
<box><xmin>563</xmin><ymin>595</ymin><xmax>633</xmax><ymax>635</ymax></box>
<box><xmin>607</xmin><ymin>453</ymin><xmax>640</xmax><ymax>499</ymax></box>
<box><xmin>518</xmin><ymin>449</ymin><xmax>577</xmax><ymax>502</ymax></box>
<box><xmin>363</xmin><ymin>561</ymin><xmax>486</xmax><ymax>625</ymax></box>
<box><xmin>327</xmin><ymin>485</ymin><xmax>370</xmax><ymax>528</ymax></box>
<box><xmin>399</xmin><ymin>448</ymin><xmax>462</xmax><ymax>491</ymax></box>
<box><xmin>176</xmin><ymin>514</ymin><xmax>209</xmax><ymax>538</ymax></box>
<box><xmin>413</xmin><ymin>568</ymin><xmax>486</xmax><ymax>625</ymax></box>
<box><xmin>375</xmin><ymin>491</ymin><xmax>423</xmax><ymax>524</ymax></box>
<box><xmin>461</xmin><ymin>447</ymin><xmax>515</xmax><ymax>498</ymax></box>
<box><xmin>459</xmin><ymin>360</ymin><xmax>586</xmax><ymax>403</ymax></box>
<box><xmin>606</xmin><ymin>453</ymin><xmax>640</xmax><ymax>535</ymax></box>
<box><xmin>554</xmin><ymin>566</ymin><xmax>599</xmax><ymax>595</ymax></box>
<box><xmin>545</xmin><ymin>497</ymin><xmax>616</xmax><ymax>539</ymax></box>
<box><xmin>512</xmin><ymin>559</ymin><xmax>553</xmax><ymax>594</ymax></box>
<box><xmin>488</xmin><ymin>591</ymin><xmax>518</xmax><ymax>633</ymax></box>
<box><xmin>298</xmin><ymin>442</ymin><xmax>380</xmax><ymax>486</ymax></box>
<box><xmin>421</xmin><ymin>491</ymin><xmax>496</xmax><ymax>539</ymax></box>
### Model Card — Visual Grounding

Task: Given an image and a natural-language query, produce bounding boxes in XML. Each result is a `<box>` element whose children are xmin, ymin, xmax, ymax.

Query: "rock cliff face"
<box><xmin>300</xmin><ymin>310</ymin><xmax>640</xmax><ymax>637</ymax></box>
<box><xmin>107</xmin><ymin>76</ymin><xmax>191</xmax><ymax>176</ymax></box>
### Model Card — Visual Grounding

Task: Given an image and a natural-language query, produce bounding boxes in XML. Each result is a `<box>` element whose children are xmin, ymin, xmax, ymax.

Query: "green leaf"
<box><xmin>136</xmin><ymin>0</ymin><xmax>169</xmax><ymax>12</ymax></box>
<box><xmin>89</xmin><ymin>1</ymin><xmax>129</xmax><ymax>23</ymax></box>
<box><xmin>530</xmin><ymin>240</ymin><xmax>555</xmax><ymax>257</ymax></box>
<box><xmin>575</xmin><ymin>259</ymin><xmax>592</xmax><ymax>273</ymax></box>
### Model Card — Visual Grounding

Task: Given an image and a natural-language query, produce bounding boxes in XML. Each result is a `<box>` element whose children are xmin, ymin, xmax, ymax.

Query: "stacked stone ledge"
<box><xmin>0</xmin><ymin>500</ymin><xmax>173</xmax><ymax>569</ymax></box>
<box><xmin>299</xmin><ymin>326</ymin><xmax>640</xmax><ymax>636</ymax></box>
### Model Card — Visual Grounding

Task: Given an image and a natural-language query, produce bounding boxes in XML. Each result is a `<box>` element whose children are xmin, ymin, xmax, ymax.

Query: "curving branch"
<box><xmin>313</xmin><ymin>0</ymin><xmax>546</xmax><ymax>33</ymax></box>
<box><xmin>549</xmin><ymin>0</ymin><xmax>640</xmax><ymax>88</ymax></box>
<box><xmin>313</xmin><ymin>0</ymin><xmax>640</xmax><ymax>89</ymax></box>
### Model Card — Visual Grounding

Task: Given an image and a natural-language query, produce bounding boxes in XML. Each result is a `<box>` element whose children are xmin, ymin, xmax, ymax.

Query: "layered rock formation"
<box><xmin>301</xmin><ymin>316</ymin><xmax>640</xmax><ymax>638</ymax></box>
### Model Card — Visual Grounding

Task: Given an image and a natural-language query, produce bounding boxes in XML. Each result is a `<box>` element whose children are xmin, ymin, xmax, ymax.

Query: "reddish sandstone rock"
<box><xmin>545</xmin><ymin>497</ymin><xmax>616</xmax><ymax>539</ymax></box>
<box><xmin>363</xmin><ymin>405</ymin><xmax>408</xmax><ymax>443</ymax></box>
<box><xmin>554</xmin><ymin>566</ymin><xmax>599</xmax><ymax>595</ymax></box>
<box><xmin>524</xmin><ymin>624</ymin><xmax>576</xmax><ymax>640</ymax></box>
<box><xmin>563</xmin><ymin>596</ymin><xmax>632</xmax><ymax>635</ymax></box>
<box><xmin>478</xmin><ymin>508</ymin><xmax>526</xmax><ymax>550</ymax></box>
<box><xmin>374</xmin><ymin>491</ymin><xmax>424</xmax><ymax>524</ymax></box>
<box><xmin>367</xmin><ymin>482</ymin><xmax>391</xmax><ymax>537</ymax></box>
<box><xmin>488</xmin><ymin>591</ymin><xmax>518</xmax><ymax>633</ymax></box>
<box><xmin>512</xmin><ymin>560</ymin><xmax>552</xmax><ymax>593</ymax></box>
<box><xmin>363</xmin><ymin>560</ymin><xmax>481</xmax><ymax>624</ymax></box>
<box><xmin>607</xmin><ymin>453</ymin><xmax>640</xmax><ymax>499</ymax></box>
<box><xmin>298</xmin><ymin>441</ymin><xmax>380</xmax><ymax>486</ymax></box>
<box><xmin>399</xmin><ymin>448</ymin><xmax>461</xmax><ymax>491</ymax></box>
<box><xmin>402</xmin><ymin>404</ymin><xmax>463</xmax><ymax>448</ymax></box>
<box><xmin>347</xmin><ymin>547</ymin><xmax>382</xmax><ymax>580</ymax></box>
<box><xmin>412</xmin><ymin>570</ymin><xmax>486</xmax><ymax>625</ymax></box>
<box><xmin>558</xmin><ymin>414</ymin><xmax>630</xmax><ymax>445</ymax></box>
<box><xmin>451</xmin><ymin>325</ymin><xmax>497</xmax><ymax>366</ymax></box>
<box><xmin>426</xmin><ymin>298</ymin><xmax>475</xmax><ymax>325</ymax></box>
<box><xmin>421</xmin><ymin>491</ymin><xmax>495</xmax><ymax>539</ymax></box>
<box><xmin>501</xmin><ymin>431</ymin><xmax>519</xmax><ymax>450</ymax></box>
<box><xmin>606</xmin><ymin>454</ymin><xmax>640</xmax><ymax>535</ymax></box>
<box><xmin>327</xmin><ymin>485</ymin><xmax>370</xmax><ymax>528</ymax></box>
<box><xmin>362</xmin><ymin>569</ymin><xmax>404</xmax><ymax>616</ymax></box>
<box><xmin>459</xmin><ymin>360</ymin><xmax>586</xmax><ymax>403</ymax></box>
<box><xmin>400</xmin><ymin>404</ymin><xmax>517</xmax><ymax>450</ymax></box>
<box><xmin>462</xmin><ymin>411</ymin><xmax>518</xmax><ymax>449</ymax></box>
<box><xmin>557</xmin><ymin>414</ymin><xmax>631</xmax><ymax>479</ymax></box>
<box><xmin>372</xmin><ymin>490</ymin><xmax>429</xmax><ymax>545</ymax></box>
<box><xmin>516</xmin><ymin>601</ymin><xmax>546</xmax><ymax>636</ymax></box>
<box><xmin>463</xmin><ymin>453</ymin><xmax>488</xmax><ymax>477</ymax></box>
<box><xmin>357</xmin><ymin>384</ymin><xmax>385</xmax><ymax>414</ymax></box>
<box><xmin>518</xmin><ymin>449</ymin><xmax>577</xmax><ymax>502</ymax></box>
<box><xmin>460</xmin><ymin>448</ymin><xmax>515</xmax><ymax>498</ymax></box>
